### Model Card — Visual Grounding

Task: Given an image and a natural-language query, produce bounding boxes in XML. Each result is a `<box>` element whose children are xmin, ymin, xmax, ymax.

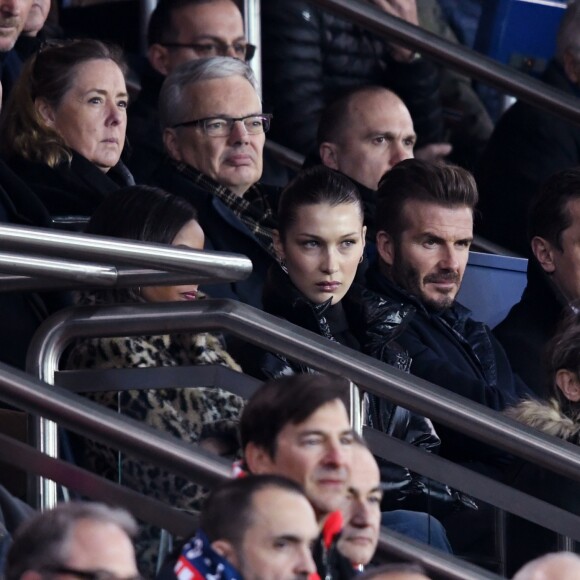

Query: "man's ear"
<box><xmin>244</xmin><ymin>442</ymin><xmax>275</xmax><ymax>474</ymax></box>
<box><xmin>555</xmin><ymin>369</ymin><xmax>580</xmax><ymax>402</ymax></box>
<box><xmin>148</xmin><ymin>44</ymin><xmax>171</xmax><ymax>76</ymax></box>
<box><xmin>163</xmin><ymin>128</ymin><xmax>182</xmax><ymax>162</ymax></box>
<box><xmin>211</xmin><ymin>539</ymin><xmax>238</xmax><ymax>566</ymax></box>
<box><xmin>319</xmin><ymin>142</ymin><xmax>339</xmax><ymax>170</ymax></box>
<box><xmin>563</xmin><ymin>49</ymin><xmax>580</xmax><ymax>84</ymax></box>
<box><xmin>272</xmin><ymin>229</ymin><xmax>285</xmax><ymax>262</ymax></box>
<box><xmin>376</xmin><ymin>230</ymin><xmax>395</xmax><ymax>267</ymax></box>
<box><xmin>531</xmin><ymin>236</ymin><xmax>556</xmax><ymax>274</ymax></box>
<box><xmin>35</xmin><ymin>97</ymin><xmax>56</xmax><ymax>128</ymax></box>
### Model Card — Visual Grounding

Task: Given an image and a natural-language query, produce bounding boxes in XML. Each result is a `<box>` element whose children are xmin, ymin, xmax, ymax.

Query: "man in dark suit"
<box><xmin>150</xmin><ymin>56</ymin><xmax>278</xmax><ymax>307</ymax></box>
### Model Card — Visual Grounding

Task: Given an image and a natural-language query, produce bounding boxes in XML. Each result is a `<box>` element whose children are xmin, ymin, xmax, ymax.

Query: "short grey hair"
<box><xmin>5</xmin><ymin>501</ymin><xmax>137</xmax><ymax>580</ymax></box>
<box><xmin>159</xmin><ymin>56</ymin><xmax>259</xmax><ymax>130</ymax></box>
<box><xmin>556</xmin><ymin>1</ymin><xmax>580</xmax><ymax>63</ymax></box>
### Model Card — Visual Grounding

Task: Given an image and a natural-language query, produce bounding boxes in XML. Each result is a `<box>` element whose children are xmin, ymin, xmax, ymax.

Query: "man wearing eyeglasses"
<box><xmin>127</xmin><ymin>0</ymin><xmax>254</xmax><ymax>182</ymax></box>
<box><xmin>150</xmin><ymin>56</ymin><xmax>278</xmax><ymax>307</ymax></box>
<box><xmin>5</xmin><ymin>501</ymin><xmax>141</xmax><ymax>580</ymax></box>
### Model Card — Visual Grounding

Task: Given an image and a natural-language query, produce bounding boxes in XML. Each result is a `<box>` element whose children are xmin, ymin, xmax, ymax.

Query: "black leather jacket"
<box><xmin>255</xmin><ymin>266</ymin><xmax>475</xmax><ymax>516</ymax></box>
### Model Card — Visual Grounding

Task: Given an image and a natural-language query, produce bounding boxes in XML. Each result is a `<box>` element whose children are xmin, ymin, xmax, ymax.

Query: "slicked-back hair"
<box><xmin>1</xmin><ymin>39</ymin><xmax>127</xmax><ymax>167</ymax></box>
<box><xmin>356</xmin><ymin>562</ymin><xmax>428</xmax><ymax>579</ymax></box>
<box><xmin>277</xmin><ymin>165</ymin><xmax>364</xmax><ymax>240</ymax></box>
<box><xmin>317</xmin><ymin>85</ymin><xmax>398</xmax><ymax>146</ymax></box>
<box><xmin>86</xmin><ymin>185</ymin><xmax>198</xmax><ymax>303</ymax></box>
<box><xmin>528</xmin><ymin>167</ymin><xmax>580</xmax><ymax>251</ymax></box>
<box><xmin>5</xmin><ymin>502</ymin><xmax>137</xmax><ymax>580</ymax></box>
<box><xmin>201</xmin><ymin>475</ymin><xmax>307</xmax><ymax>547</ymax></box>
<box><xmin>546</xmin><ymin>307</ymin><xmax>580</xmax><ymax>411</ymax></box>
<box><xmin>375</xmin><ymin>159</ymin><xmax>478</xmax><ymax>242</ymax></box>
<box><xmin>240</xmin><ymin>374</ymin><xmax>351</xmax><ymax>458</ymax></box>
<box><xmin>556</xmin><ymin>0</ymin><xmax>580</xmax><ymax>63</ymax></box>
<box><xmin>159</xmin><ymin>56</ymin><xmax>258</xmax><ymax>130</ymax></box>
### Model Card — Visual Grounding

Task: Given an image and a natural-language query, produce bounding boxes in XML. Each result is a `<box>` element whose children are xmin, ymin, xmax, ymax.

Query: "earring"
<box><xmin>280</xmin><ymin>260</ymin><xmax>288</xmax><ymax>274</ymax></box>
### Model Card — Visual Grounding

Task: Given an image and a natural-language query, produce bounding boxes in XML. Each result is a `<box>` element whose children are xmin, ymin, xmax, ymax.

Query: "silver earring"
<box><xmin>280</xmin><ymin>260</ymin><xmax>288</xmax><ymax>274</ymax></box>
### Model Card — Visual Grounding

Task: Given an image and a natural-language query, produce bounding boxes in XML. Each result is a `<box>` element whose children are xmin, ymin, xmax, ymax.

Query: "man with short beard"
<box><xmin>366</xmin><ymin>159</ymin><xmax>533</xmax><ymax>477</ymax></box>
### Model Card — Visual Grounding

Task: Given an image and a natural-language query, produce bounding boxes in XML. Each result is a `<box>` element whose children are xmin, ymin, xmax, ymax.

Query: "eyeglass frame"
<box><xmin>159</xmin><ymin>41</ymin><xmax>256</xmax><ymax>62</ymax></box>
<box><xmin>170</xmin><ymin>113</ymin><xmax>273</xmax><ymax>136</ymax></box>
<box><xmin>40</xmin><ymin>566</ymin><xmax>144</xmax><ymax>580</ymax></box>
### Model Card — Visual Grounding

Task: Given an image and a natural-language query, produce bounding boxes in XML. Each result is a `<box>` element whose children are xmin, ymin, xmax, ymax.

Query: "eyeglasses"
<box><xmin>160</xmin><ymin>41</ymin><xmax>256</xmax><ymax>61</ymax></box>
<box><xmin>171</xmin><ymin>114</ymin><xmax>273</xmax><ymax>136</ymax></box>
<box><xmin>41</xmin><ymin>566</ymin><xmax>144</xmax><ymax>580</ymax></box>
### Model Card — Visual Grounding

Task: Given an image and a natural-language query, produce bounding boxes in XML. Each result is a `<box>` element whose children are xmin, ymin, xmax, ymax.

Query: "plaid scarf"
<box><xmin>175</xmin><ymin>162</ymin><xmax>279</xmax><ymax>259</ymax></box>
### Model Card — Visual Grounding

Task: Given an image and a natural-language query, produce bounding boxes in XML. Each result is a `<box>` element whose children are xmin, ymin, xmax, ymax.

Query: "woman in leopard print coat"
<box><xmin>65</xmin><ymin>186</ymin><xmax>244</xmax><ymax>573</ymax></box>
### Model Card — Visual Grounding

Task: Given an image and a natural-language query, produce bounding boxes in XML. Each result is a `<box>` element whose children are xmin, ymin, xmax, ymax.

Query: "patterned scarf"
<box><xmin>174</xmin><ymin>162</ymin><xmax>278</xmax><ymax>259</ymax></box>
<box><xmin>174</xmin><ymin>530</ymin><xmax>242</xmax><ymax>580</ymax></box>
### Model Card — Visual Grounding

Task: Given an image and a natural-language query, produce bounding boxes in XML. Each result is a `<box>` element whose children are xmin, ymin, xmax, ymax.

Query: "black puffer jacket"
<box><xmin>261</xmin><ymin>0</ymin><xmax>444</xmax><ymax>155</ymax></box>
<box><xmin>255</xmin><ymin>266</ymin><xmax>475</xmax><ymax>516</ymax></box>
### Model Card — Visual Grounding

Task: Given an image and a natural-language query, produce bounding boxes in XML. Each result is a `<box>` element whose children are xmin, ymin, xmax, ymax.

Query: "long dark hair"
<box><xmin>277</xmin><ymin>165</ymin><xmax>364</xmax><ymax>240</ymax></box>
<box><xmin>85</xmin><ymin>185</ymin><xmax>199</xmax><ymax>303</ymax></box>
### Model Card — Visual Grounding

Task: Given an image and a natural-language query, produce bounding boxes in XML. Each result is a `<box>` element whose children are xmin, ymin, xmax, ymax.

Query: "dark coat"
<box><xmin>254</xmin><ymin>266</ymin><xmax>475</xmax><ymax>516</ymax></box>
<box><xmin>261</xmin><ymin>0</ymin><xmax>444</xmax><ymax>156</ymax></box>
<box><xmin>7</xmin><ymin>152</ymin><xmax>135</xmax><ymax>218</ymax></box>
<box><xmin>494</xmin><ymin>259</ymin><xmax>566</xmax><ymax>398</ymax></box>
<box><xmin>503</xmin><ymin>399</ymin><xmax>580</xmax><ymax>575</ymax></box>
<box><xmin>0</xmin><ymin>159</ymin><xmax>52</xmax><ymax>370</ymax></box>
<box><xmin>126</xmin><ymin>61</ymin><xmax>166</xmax><ymax>184</ymax></box>
<box><xmin>476</xmin><ymin>60</ymin><xmax>580</xmax><ymax>256</ymax></box>
<box><xmin>366</xmin><ymin>263</ymin><xmax>534</xmax><ymax>476</ymax></box>
<box><xmin>149</xmin><ymin>158</ymin><xmax>279</xmax><ymax>308</ymax></box>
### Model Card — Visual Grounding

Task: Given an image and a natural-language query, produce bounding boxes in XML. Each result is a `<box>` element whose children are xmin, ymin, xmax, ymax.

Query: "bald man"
<box><xmin>317</xmin><ymin>86</ymin><xmax>416</xmax><ymax>241</ymax></box>
<box><xmin>513</xmin><ymin>552</ymin><xmax>580</xmax><ymax>580</ymax></box>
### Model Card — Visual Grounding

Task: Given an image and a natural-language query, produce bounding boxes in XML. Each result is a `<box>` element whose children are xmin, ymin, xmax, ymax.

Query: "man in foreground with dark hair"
<box><xmin>171</xmin><ymin>475</ymin><xmax>318</xmax><ymax>580</ymax></box>
<box><xmin>241</xmin><ymin>373</ymin><xmax>357</xmax><ymax>579</ymax></box>
<box><xmin>495</xmin><ymin>167</ymin><xmax>580</xmax><ymax>397</ymax></box>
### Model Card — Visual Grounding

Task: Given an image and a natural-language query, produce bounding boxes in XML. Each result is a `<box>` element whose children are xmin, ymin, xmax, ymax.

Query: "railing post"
<box><xmin>349</xmin><ymin>380</ymin><xmax>362</xmax><ymax>435</ymax></box>
<box><xmin>244</xmin><ymin>0</ymin><xmax>262</xmax><ymax>95</ymax></box>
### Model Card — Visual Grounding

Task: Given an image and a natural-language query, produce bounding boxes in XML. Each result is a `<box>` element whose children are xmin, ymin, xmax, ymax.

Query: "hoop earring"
<box><xmin>280</xmin><ymin>260</ymin><xmax>288</xmax><ymax>274</ymax></box>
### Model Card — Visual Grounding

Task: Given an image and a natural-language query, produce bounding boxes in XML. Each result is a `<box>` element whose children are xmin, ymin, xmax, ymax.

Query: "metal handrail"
<box><xmin>28</xmin><ymin>299</ymin><xmax>580</xmax><ymax>482</ymax></box>
<box><xmin>0</xmin><ymin>268</ymin><xmax>247</xmax><ymax>293</ymax></box>
<box><xmin>0</xmin><ymin>362</ymin><xmax>499</xmax><ymax>580</ymax></box>
<box><xmin>310</xmin><ymin>0</ymin><xmax>580</xmax><ymax>125</ymax></box>
<box><xmin>0</xmin><ymin>224</ymin><xmax>252</xmax><ymax>283</ymax></box>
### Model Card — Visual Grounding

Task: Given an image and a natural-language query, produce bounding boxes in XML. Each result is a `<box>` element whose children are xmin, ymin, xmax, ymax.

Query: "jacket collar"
<box><xmin>366</xmin><ymin>259</ymin><xmax>472</xmax><ymax>328</ymax></box>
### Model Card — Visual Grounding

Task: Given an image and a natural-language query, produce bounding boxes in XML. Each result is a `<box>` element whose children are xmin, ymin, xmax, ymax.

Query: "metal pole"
<box><xmin>244</xmin><ymin>0</ymin><xmax>262</xmax><ymax>95</ymax></box>
<box><xmin>0</xmin><ymin>224</ymin><xmax>252</xmax><ymax>279</ymax></box>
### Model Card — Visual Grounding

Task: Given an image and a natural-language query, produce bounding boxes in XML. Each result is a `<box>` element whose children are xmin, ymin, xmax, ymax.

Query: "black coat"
<box><xmin>0</xmin><ymin>159</ymin><xmax>53</xmax><ymax>370</ymax></box>
<box><xmin>366</xmin><ymin>263</ymin><xmax>534</xmax><ymax>477</ymax></box>
<box><xmin>504</xmin><ymin>399</ymin><xmax>580</xmax><ymax>575</ymax></box>
<box><xmin>254</xmin><ymin>265</ymin><xmax>474</xmax><ymax>516</ymax></box>
<box><xmin>7</xmin><ymin>152</ymin><xmax>135</xmax><ymax>218</ymax></box>
<box><xmin>261</xmin><ymin>0</ymin><xmax>444</xmax><ymax>156</ymax></box>
<box><xmin>494</xmin><ymin>259</ymin><xmax>566</xmax><ymax>398</ymax></box>
<box><xmin>149</xmin><ymin>158</ymin><xmax>279</xmax><ymax>308</ymax></box>
<box><xmin>476</xmin><ymin>61</ymin><xmax>580</xmax><ymax>256</ymax></box>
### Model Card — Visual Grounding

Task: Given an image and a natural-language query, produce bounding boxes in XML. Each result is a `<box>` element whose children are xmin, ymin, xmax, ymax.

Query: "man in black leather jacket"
<box><xmin>368</xmin><ymin>159</ymin><xmax>534</xmax><ymax>476</ymax></box>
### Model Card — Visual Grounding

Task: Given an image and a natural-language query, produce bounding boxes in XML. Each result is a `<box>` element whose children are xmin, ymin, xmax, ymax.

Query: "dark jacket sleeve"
<box><xmin>261</xmin><ymin>0</ymin><xmax>327</xmax><ymax>155</ymax></box>
<box><xmin>386</xmin><ymin>57</ymin><xmax>445</xmax><ymax>147</ymax></box>
<box><xmin>261</xmin><ymin>0</ymin><xmax>445</xmax><ymax>155</ymax></box>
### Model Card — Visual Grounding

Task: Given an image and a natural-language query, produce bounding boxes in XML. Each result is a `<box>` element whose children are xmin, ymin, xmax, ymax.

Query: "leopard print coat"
<box><xmin>65</xmin><ymin>293</ymin><xmax>244</xmax><ymax>572</ymax></box>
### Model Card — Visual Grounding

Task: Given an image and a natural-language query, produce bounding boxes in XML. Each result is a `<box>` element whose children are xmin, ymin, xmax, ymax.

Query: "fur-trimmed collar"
<box><xmin>505</xmin><ymin>398</ymin><xmax>580</xmax><ymax>444</ymax></box>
